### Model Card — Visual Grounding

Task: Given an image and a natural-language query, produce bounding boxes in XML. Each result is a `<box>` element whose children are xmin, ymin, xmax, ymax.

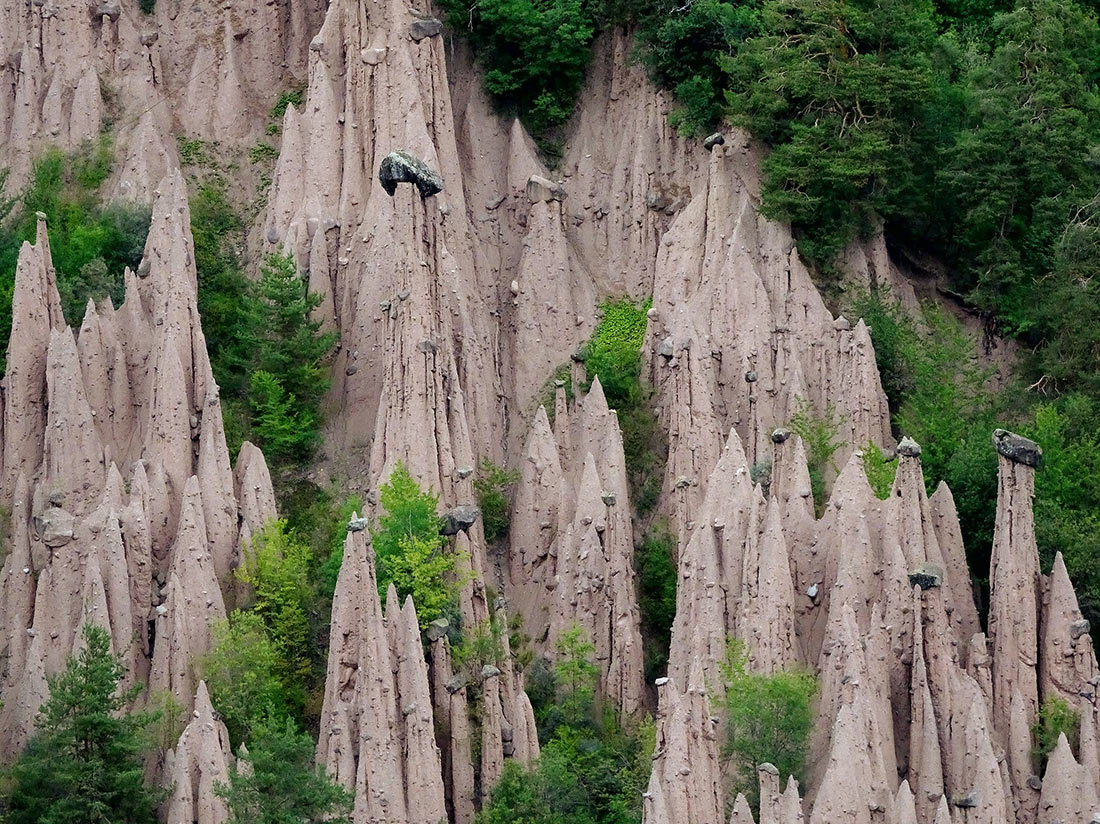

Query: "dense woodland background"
<box><xmin>3</xmin><ymin>0</ymin><xmax>1100</xmax><ymax>820</ymax></box>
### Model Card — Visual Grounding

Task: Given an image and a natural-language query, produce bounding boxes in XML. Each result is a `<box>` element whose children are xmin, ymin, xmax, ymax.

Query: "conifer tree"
<box><xmin>4</xmin><ymin>624</ymin><xmax>162</xmax><ymax>824</ymax></box>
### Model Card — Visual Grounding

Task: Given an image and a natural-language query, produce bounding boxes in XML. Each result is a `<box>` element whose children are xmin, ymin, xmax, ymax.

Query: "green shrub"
<box><xmin>636</xmin><ymin>520</ymin><xmax>677</xmax><ymax>682</ymax></box>
<box><xmin>270</xmin><ymin>89</ymin><xmax>305</xmax><ymax>122</ymax></box>
<box><xmin>139</xmin><ymin>0</ymin><xmax>155</xmax><ymax>13</ymax></box>
<box><xmin>718</xmin><ymin>639</ymin><xmax>816</xmax><ymax>813</ymax></box>
<box><xmin>0</xmin><ymin>141</ymin><xmax>151</xmax><ymax>367</ymax></box>
<box><xmin>789</xmin><ymin>400</ymin><xmax>845</xmax><ymax>516</ymax></box>
<box><xmin>861</xmin><ymin>441</ymin><xmax>897</xmax><ymax>500</ymax></box>
<box><xmin>372</xmin><ymin>462</ymin><xmax>466</xmax><ymax>627</ymax></box>
<box><xmin>636</xmin><ymin>0</ymin><xmax>762</xmax><ymax>136</ymax></box>
<box><xmin>1031</xmin><ymin>696</ymin><xmax>1080</xmax><ymax>770</ymax></box>
<box><xmin>248</xmin><ymin>142</ymin><xmax>279</xmax><ymax>164</ymax></box>
<box><xmin>453</xmin><ymin>614</ymin><xmax>508</xmax><ymax>681</ymax></box>
<box><xmin>216</xmin><ymin>715</ymin><xmax>352</xmax><ymax>824</ymax></box>
<box><xmin>580</xmin><ymin>299</ymin><xmax>666</xmax><ymax>514</ymax></box>
<box><xmin>236</xmin><ymin>521</ymin><xmax>315</xmax><ymax>695</ymax></box>
<box><xmin>473</xmin><ymin>457</ymin><xmax>520</xmax><ymax>543</ymax></box>
<box><xmin>176</xmin><ymin>136</ymin><xmax>212</xmax><ymax>167</ymax></box>
<box><xmin>198</xmin><ymin>613</ymin><xmax>291</xmax><ymax>746</ymax></box>
<box><xmin>476</xmin><ymin>623</ymin><xmax>653</xmax><ymax>824</ymax></box>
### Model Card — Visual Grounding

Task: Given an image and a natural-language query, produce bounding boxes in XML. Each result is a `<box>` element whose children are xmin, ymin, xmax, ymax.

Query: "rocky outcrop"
<box><xmin>644</xmin><ymin>422</ymin><xmax>1100</xmax><ymax>823</ymax></box>
<box><xmin>0</xmin><ymin>169</ymin><xmax>278</xmax><ymax>756</ymax></box>
<box><xmin>508</xmin><ymin>381</ymin><xmax>645</xmax><ymax>714</ymax></box>
<box><xmin>0</xmin><ymin>0</ymin><xmax>323</xmax><ymax>190</ymax></box>
<box><xmin>164</xmin><ymin>681</ymin><xmax>233</xmax><ymax>824</ymax></box>
<box><xmin>317</xmin><ymin>522</ymin><xmax>447</xmax><ymax>823</ymax></box>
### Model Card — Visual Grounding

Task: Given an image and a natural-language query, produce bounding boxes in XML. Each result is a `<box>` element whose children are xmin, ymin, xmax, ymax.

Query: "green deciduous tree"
<box><xmin>372</xmin><ymin>462</ymin><xmax>465</xmax><ymax>627</ymax></box>
<box><xmin>476</xmin><ymin>623</ymin><xmax>652</xmax><ymax>824</ymax></box>
<box><xmin>216</xmin><ymin>715</ymin><xmax>352</xmax><ymax>824</ymax></box>
<box><xmin>0</xmin><ymin>142</ymin><xmax>150</xmax><ymax>370</ymax></box>
<box><xmin>719</xmin><ymin>639</ymin><xmax>816</xmax><ymax>813</ymax></box>
<box><xmin>237</xmin><ymin>520</ymin><xmax>315</xmax><ymax>697</ymax></box>
<box><xmin>439</xmin><ymin>0</ymin><xmax>595</xmax><ymax>134</ymax></box>
<box><xmin>942</xmin><ymin>0</ymin><xmax>1100</xmax><ymax>334</ymax></box>
<box><xmin>198</xmin><ymin>613</ymin><xmax>291</xmax><ymax>745</ymax></box>
<box><xmin>4</xmin><ymin>624</ymin><xmax>163</xmax><ymax>824</ymax></box>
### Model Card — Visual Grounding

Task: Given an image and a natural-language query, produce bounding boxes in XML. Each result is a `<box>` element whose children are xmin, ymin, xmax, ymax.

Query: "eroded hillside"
<box><xmin>0</xmin><ymin>0</ymin><xmax>1096</xmax><ymax>822</ymax></box>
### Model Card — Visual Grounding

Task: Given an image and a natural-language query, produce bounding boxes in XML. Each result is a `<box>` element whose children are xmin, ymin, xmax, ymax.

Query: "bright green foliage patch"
<box><xmin>237</xmin><ymin>521</ymin><xmax>316</xmax><ymax>704</ymax></box>
<box><xmin>477</xmin><ymin>624</ymin><xmax>653</xmax><ymax>824</ymax></box>
<box><xmin>473</xmin><ymin>457</ymin><xmax>520</xmax><ymax>543</ymax></box>
<box><xmin>216</xmin><ymin>715</ymin><xmax>352</xmax><ymax>824</ymax></box>
<box><xmin>861</xmin><ymin>441</ymin><xmax>897</xmax><ymax>500</ymax></box>
<box><xmin>199</xmin><ymin>613</ymin><xmax>292</xmax><ymax>746</ymax></box>
<box><xmin>0</xmin><ymin>141</ymin><xmax>151</xmax><ymax>369</ymax></box>
<box><xmin>789</xmin><ymin>400</ymin><xmax>846</xmax><ymax>516</ymax></box>
<box><xmin>372</xmin><ymin>462</ymin><xmax>466</xmax><ymax>627</ymax></box>
<box><xmin>1031</xmin><ymin>696</ymin><xmax>1080</xmax><ymax>770</ymax></box>
<box><xmin>581</xmin><ymin>298</ymin><xmax>666</xmax><ymax>514</ymax></box>
<box><xmin>719</xmin><ymin>639</ymin><xmax>816</xmax><ymax>813</ymax></box>
<box><xmin>4</xmin><ymin>624</ymin><xmax>164</xmax><ymax>824</ymax></box>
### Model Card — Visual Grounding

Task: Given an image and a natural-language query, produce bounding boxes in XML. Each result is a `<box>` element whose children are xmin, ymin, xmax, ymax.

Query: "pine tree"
<box><xmin>4</xmin><ymin>624</ymin><xmax>162</xmax><ymax>824</ymax></box>
<box><xmin>216</xmin><ymin>715</ymin><xmax>352</xmax><ymax>824</ymax></box>
<box><xmin>250</xmin><ymin>251</ymin><xmax>337</xmax><ymax>410</ymax></box>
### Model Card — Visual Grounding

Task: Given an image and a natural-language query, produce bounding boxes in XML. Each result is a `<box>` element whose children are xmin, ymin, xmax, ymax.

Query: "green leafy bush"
<box><xmin>1031</xmin><ymin>696</ymin><xmax>1080</xmax><ymax>770</ymax></box>
<box><xmin>217</xmin><ymin>714</ymin><xmax>351</xmax><ymax>824</ymax></box>
<box><xmin>722</xmin><ymin>0</ymin><xmax>939</xmax><ymax>269</ymax></box>
<box><xmin>474</xmin><ymin>457</ymin><xmax>520</xmax><ymax>543</ymax></box>
<box><xmin>636</xmin><ymin>0</ymin><xmax>762</xmax><ymax>135</ymax></box>
<box><xmin>636</xmin><ymin>520</ymin><xmax>677</xmax><ymax>682</ymax></box>
<box><xmin>199</xmin><ymin>613</ymin><xmax>292</xmax><ymax>745</ymax></box>
<box><xmin>789</xmin><ymin>400</ymin><xmax>846</xmax><ymax>515</ymax></box>
<box><xmin>581</xmin><ymin>299</ymin><xmax>666</xmax><ymax>514</ymax></box>
<box><xmin>861</xmin><ymin>441</ymin><xmax>897</xmax><ymax>500</ymax></box>
<box><xmin>718</xmin><ymin>639</ymin><xmax>816</xmax><ymax>813</ymax></box>
<box><xmin>0</xmin><ymin>141</ymin><xmax>151</xmax><ymax>368</ymax></box>
<box><xmin>237</xmin><ymin>521</ymin><xmax>315</xmax><ymax>696</ymax></box>
<box><xmin>476</xmin><ymin>624</ymin><xmax>653</xmax><ymax>824</ymax></box>
<box><xmin>372</xmin><ymin>462</ymin><xmax>466</xmax><ymax>627</ymax></box>
<box><xmin>4</xmin><ymin>624</ymin><xmax>163</xmax><ymax>824</ymax></box>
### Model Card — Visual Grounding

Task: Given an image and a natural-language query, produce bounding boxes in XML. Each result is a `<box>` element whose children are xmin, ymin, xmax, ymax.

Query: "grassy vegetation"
<box><xmin>788</xmin><ymin>400</ymin><xmax>845</xmax><ymax>517</ymax></box>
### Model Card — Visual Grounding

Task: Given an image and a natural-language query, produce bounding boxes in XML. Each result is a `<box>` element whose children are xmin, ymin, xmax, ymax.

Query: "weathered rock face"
<box><xmin>0</xmin><ymin>0</ymin><xmax>323</xmax><ymax>192</ymax></box>
<box><xmin>507</xmin><ymin>381</ymin><xmax>645</xmax><ymax>714</ymax></box>
<box><xmin>645</xmin><ymin>429</ymin><xmax>1100</xmax><ymax>824</ymax></box>
<box><xmin>6</xmin><ymin>0</ymin><xmax>1100</xmax><ymax>820</ymax></box>
<box><xmin>0</xmin><ymin>170</ymin><xmax>278</xmax><ymax>755</ymax></box>
<box><xmin>164</xmin><ymin>681</ymin><xmax>233</xmax><ymax>824</ymax></box>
